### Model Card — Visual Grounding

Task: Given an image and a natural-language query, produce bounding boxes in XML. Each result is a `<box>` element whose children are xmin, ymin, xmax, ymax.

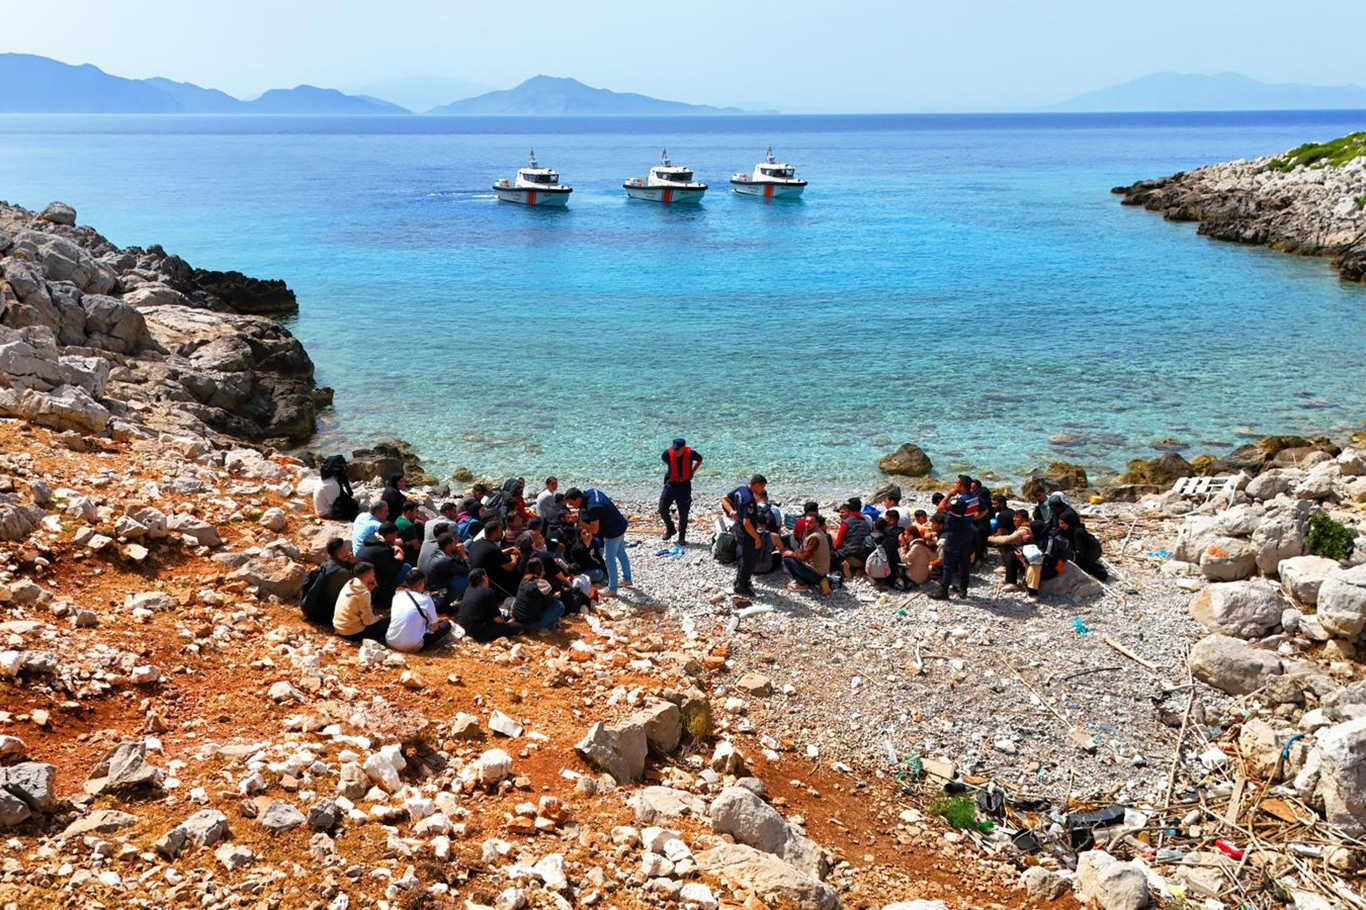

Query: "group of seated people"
<box><xmin>305</xmin><ymin>469</ymin><xmax>632</xmax><ymax>651</ymax></box>
<box><xmin>772</xmin><ymin>475</ymin><xmax>1106</xmax><ymax>599</ymax></box>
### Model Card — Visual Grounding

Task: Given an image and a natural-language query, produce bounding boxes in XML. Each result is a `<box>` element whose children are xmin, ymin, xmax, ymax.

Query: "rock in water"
<box><xmin>877</xmin><ymin>444</ymin><xmax>932</xmax><ymax>477</ymax></box>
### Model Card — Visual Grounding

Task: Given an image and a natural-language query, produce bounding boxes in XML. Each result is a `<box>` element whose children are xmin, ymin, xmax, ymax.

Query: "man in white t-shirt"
<box><xmin>535</xmin><ymin>477</ymin><xmax>559</xmax><ymax>520</ymax></box>
<box><xmin>313</xmin><ymin>475</ymin><xmax>341</xmax><ymax>517</ymax></box>
<box><xmin>386</xmin><ymin>571</ymin><xmax>451</xmax><ymax>653</ymax></box>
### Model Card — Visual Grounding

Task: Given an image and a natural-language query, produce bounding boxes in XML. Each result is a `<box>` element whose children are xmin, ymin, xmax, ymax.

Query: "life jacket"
<box><xmin>666</xmin><ymin>446</ymin><xmax>696</xmax><ymax>483</ymax></box>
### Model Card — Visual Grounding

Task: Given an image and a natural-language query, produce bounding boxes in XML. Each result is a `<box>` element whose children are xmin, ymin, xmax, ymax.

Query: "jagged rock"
<box><xmin>39</xmin><ymin>202</ymin><xmax>76</xmax><ymax>226</ymax></box>
<box><xmin>1296</xmin><ymin>461</ymin><xmax>1341</xmax><ymax>501</ymax></box>
<box><xmin>1251</xmin><ymin>504</ymin><xmax>1309</xmax><ymax>575</ymax></box>
<box><xmin>576</xmin><ymin>721</ymin><xmax>648</xmax><ymax>783</ymax></box>
<box><xmin>259</xmin><ymin>507</ymin><xmax>288</xmax><ymax>531</ymax></box>
<box><xmin>710</xmin><ymin>786</ymin><xmax>831</xmax><ymax>880</ymax></box>
<box><xmin>1280</xmin><ymin>555</ymin><xmax>1341</xmax><ymax>605</ymax></box>
<box><xmin>1075</xmin><ymin>850</ymin><xmax>1151</xmax><ymax>909</ymax></box>
<box><xmin>1317</xmin><ymin>718</ymin><xmax>1366</xmax><ymax>836</ymax></box>
<box><xmin>0</xmin><ymin>762</ymin><xmax>57</xmax><ymax>812</ymax></box>
<box><xmin>1319</xmin><ymin>564</ymin><xmax>1366</xmax><ymax>639</ymax></box>
<box><xmin>1197</xmin><ymin>537</ymin><xmax>1257</xmax><ymax>581</ymax></box>
<box><xmin>258</xmin><ymin>799</ymin><xmax>305</xmax><ymax>832</ymax></box>
<box><xmin>167</xmin><ymin>513</ymin><xmax>221</xmax><ymax>547</ymax></box>
<box><xmin>628</xmin><ymin>786</ymin><xmax>708</xmax><ymax>824</ymax></box>
<box><xmin>307</xmin><ymin>799</ymin><xmax>338</xmax><ymax>831</ymax></box>
<box><xmin>0</xmin><ymin>735</ymin><xmax>25</xmax><ymax>761</ymax></box>
<box><xmin>86</xmin><ymin>741</ymin><xmax>161</xmax><ymax>793</ymax></box>
<box><xmin>694</xmin><ymin>843</ymin><xmax>838</xmax><ymax>910</ymax></box>
<box><xmin>125</xmin><ymin>591</ymin><xmax>175</xmax><ymax>612</ymax></box>
<box><xmin>0</xmin><ymin>790</ymin><xmax>29</xmax><ymax>827</ymax></box>
<box><xmin>1188</xmin><ymin>634</ymin><xmax>1282</xmax><ymax>696</ymax></box>
<box><xmin>877</xmin><ymin>444</ymin><xmax>932</xmax><ymax>477</ymax></box>
<box><xmin>60</xmin><ymin>809</ymin><xmax>139</xmax><ymax>838</ymax></box>
<box><xmin>214</xmin><ymin>843</ymin><xmax>254</xmax><ymax>869</ymax></box>
<box><xmin>1174</xmin><ymin>514</ymin><xmax>1221</xmax><ymax>563</ymax></box>
<box><xmin>630</xmin><ymin>701</ymin><xmax>682</xmax><ymax>754</ymax></box>
<box><xmin>1188</xmin><ymin>580</ymin><xmax>1286</xmax><ymax>638</ymax></box>
<box><xmin>1025</xmin><ymin>461</ymin><xmax>1089</xmax><ymax>499</ymax></box>
<box><xmin>1039</xmin><ymin>561</ymin><xmax>1105</xmax><ymax>600</ymax></box>
<box><xmin>1020</xmin><ymin>866</ymin><xmax>1073</xmax><ymax>901</ymax></box>
<box><xmin>228</xmin><ymin>553</ymin><xmax>306</xmax><ymax>600</ymax></box>
<box><xmin>82</xmin><ymin>294</ymin><xmax>153</xmax><ymax>354</ymax></box>
<box><xmin>0</xmin><ymin>498</ymin><xmax>41</xmax><ymax>542</ymax></box>
<box><xmin>0</xmin><ymin>384</ymin><xmax>110</xmax><ymax>434</ymax></box>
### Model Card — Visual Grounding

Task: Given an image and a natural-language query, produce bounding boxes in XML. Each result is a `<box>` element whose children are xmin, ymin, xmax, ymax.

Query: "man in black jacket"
<box><xmin>425</xmin><ymin>532</ymin><xmax>470</xmax><ymax>612</ymax></box>
<box><xmin>301</xmin><ymin>537</ymin><xmax>355</xmax><ymax>625</ymax></box>
<box><xmin>930</xmin><ymin>499</ymin><xmax>974</xmax><ymax>600</ymax></box>
<box><xmin>466</xmin><ymin>520</ymin><xmax>522</xmax><ymax>600</ymax></box>
<box><xmin>356</xmin><ymin>522</ymin><xmax>409</xmax><ymax>613</ymax></box>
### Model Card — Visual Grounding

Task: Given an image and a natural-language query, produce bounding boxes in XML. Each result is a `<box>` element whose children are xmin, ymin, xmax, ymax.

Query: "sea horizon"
<box><xmin>4</xmin><ymin>109</ymin><xmax>1365</xmax><ymax>489</ymax></box>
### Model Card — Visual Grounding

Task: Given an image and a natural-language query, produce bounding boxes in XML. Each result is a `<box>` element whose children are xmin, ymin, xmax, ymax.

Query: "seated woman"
<box><xmin>386</xmin><ymin>570</ymin><xmax>452</xmax><ymax>653</ymax></box>
<box><xmin>512</xmin><ymin>557</ymin><xmax>566</xmax><ymax>631</ymax></box>
<box><xmin>899</xmin><ymin>525</ymin><xmax>933</xmax><ymax>587</ymax></box>
<box><xmin>456</xmin><ymin>569</ymin><xmax>525</xmax><ymax>642</ymax></box>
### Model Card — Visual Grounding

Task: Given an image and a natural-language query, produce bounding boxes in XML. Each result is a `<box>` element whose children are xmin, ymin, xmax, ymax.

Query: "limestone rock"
<box><xmin>1188</xmin><ymin>634</ymin><xmax>1282</xmax><ymax>696</ymax></box>
<box><xmin>1280</xmin><ymin>555</ymin><xmax>1341</xmax><ymax>605</ymax></box>
<box><xmin>0</xmin><ymin>384</ymin><xmax>110</xmax><ymax>435</ymax></box>
<box><xmin>258</xmin><ymin>799</ymin><xmax>305</xmax><ymax>833</ymax></box>
<box><xmin>60</xmin><ymin>809</ymin><xmax>139</xmax><ymax>839</ymax></box>
<box><xmin>86</xmin><ymin>741</ymin><xmax>161</xmax><ymax>794</ymax></box>
<box><xmin>709</xmin><ymin>785</ymin><xmax>831</xmax><ymax>880</ymax></box>
<box><xmin>1188</xmin><ymin>580</ymin><xmax>1285</xmax><ymax>638</ymax></box>
<box><xmin>575</xmin><ymin>721</ymin><xmax>648</xmax><ymax>783</ymax></box>
<box><xmin>878</xmin><ymin>444</ymin><xmax>932</xmax><ymax>477</ymax></box>
<box><xmin>1317</xmin><ymin>718</ymin><xmax>1366</xmax><ymax>836</ymax></box>
<box><xmin>1197</xmin><ymin>537</ymin><xmax>1257</xmax><ymax>582</ymax></box>
<box><xmin>1039</xmin><ymin>561</ymin><xmax>1105</xmax><ymax>600</ymax></box>
<box><xmin>1319</xmin><ymin>564</ymin><xmax>1366</xmax><ymax>639</ymax></box>
<box><xmin>39</xmin><ymin>202</ymin><xmax>76</xmax><ymax>226</ymax></box>
<box><xmin>167</xmin><ymin>513</ymin><xmax>222</xmax><ymax>547</ymax></box>
<box><xmin>0</xmin><ymin>762</ymin><xmax>57</xmax><ymax>812</ymax></box>
<box><xmin>1075</xmin><ymin>850</ymin><xmax>1151</xmax><ymax>909</ymax></box>
<box><xmin>694</xmin><ymin>843</ymin><xmax>838</xmax><ymax>910</ymax></box>
<box><xmin>1251</xmin><ymin>505</ymin><xmax>1308</xmax><ymax>575</ymax></box>
<box><xmin>628</xmin><ymin>786</ymin><xmax>708</xmax><ymax>824</ymax></box>
<box><xmin>228</xmin><ymin>553</ymin><xmax>306</xmax><ymax>600</ymax></box>
<box><xmin>1020</xmin><ymin>866</ymin><xmax>1073</xmax><ymax>901</ymax></box>
<box><xmin>630</xmin><ymin>701</ymin><xmax>682</xmax><ymax>754</ymax></box>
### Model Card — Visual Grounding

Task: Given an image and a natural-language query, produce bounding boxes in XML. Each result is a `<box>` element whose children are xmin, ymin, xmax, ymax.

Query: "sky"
<box><xmin>7</xmin><ymin>0</ymin><xmax>1366</xmax><ymax>112</ymax></box>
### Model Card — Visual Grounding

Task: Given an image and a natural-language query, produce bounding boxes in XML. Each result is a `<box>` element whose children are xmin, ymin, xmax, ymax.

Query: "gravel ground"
<box><xmin>599</xmin><ymin>490</ymin><xmax>1218</xmax><ymax>807</ymax></box>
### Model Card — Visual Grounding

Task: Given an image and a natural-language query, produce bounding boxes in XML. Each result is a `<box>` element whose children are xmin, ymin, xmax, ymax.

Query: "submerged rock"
<box><xmin>877</xmin><ymin>443</ymin><xmax>933</xmax><ymax>477</ymax></box>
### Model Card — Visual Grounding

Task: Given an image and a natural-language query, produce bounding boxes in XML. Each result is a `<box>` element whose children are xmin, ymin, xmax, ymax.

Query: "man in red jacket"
<box><xmin>659</xmin><ymin>437</ymin><xmax>703</xmax><ymax>546</ymax></box>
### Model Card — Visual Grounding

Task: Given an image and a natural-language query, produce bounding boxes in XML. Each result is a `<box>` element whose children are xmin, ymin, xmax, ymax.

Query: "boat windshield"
<box><xmin>761</xmin><ymin>167</ymin><xmax>794</xmax><ymax>179</ymax></box>
<box><xmin>665</xmin><ymin>170</ymin><xmax>693</xmax><ymax>183</ymax></box>
<box><xmin>526</xmin><ymin>172</ymin><xmax>557</xmax><ymax>184</ymax></box>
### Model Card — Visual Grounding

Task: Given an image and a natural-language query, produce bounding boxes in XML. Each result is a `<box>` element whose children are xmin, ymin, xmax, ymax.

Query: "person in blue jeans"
<box><xmin>511</xmin><ymin>558</ymin><xmax>567</xmax><ymax>631</ymax></box>
<box><xmin>722</xmin><ymin>474</ymin><xmax>767</xmax><ymax>597</ymax></box>
<box><xmin>564</xmin><ymin>487</ymin><xmax>632</xmax><ymax>595</ymax></box>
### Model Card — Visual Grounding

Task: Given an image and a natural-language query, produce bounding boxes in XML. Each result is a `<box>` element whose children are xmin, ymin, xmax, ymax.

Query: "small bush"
<box><xmin>1356</xmin><ymin>193</ymin><xmax>1366</xmax><ymax>211</ymax></box>
<box><xmin>680</xmin><ymin>702</ymin><xmax>713</xmax><ymax>740</ymax></box>
<box><xmin>1305</xmin><ymin>511</ymin><xmax>1356</xmax><ymax>562</ymax></box>
<box><xmin>928</xmin><ymin>794</ymin><xmax>993</xmax><ymax>831</ymax></box>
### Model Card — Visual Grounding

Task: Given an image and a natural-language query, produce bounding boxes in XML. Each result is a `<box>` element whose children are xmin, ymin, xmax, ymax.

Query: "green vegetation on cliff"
<box><xmin>1268</xmin><ymin>132</ymin><xmax>1366</xmax><ymax>172</ymax></box>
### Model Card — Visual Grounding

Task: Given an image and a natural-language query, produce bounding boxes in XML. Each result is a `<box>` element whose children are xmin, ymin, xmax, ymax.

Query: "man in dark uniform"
<box><xmin>722</xmin><ymin>474</ymin><xmax>767</xmax><ymax>597</ymax></box>
<box><xmin>659</xmin><ymin>437</ymin><xmax>703</xmax><ymax>545</ymax></box>
<box><xmin>930</xmin><ymin>498</ymin><xmax>974</xmax><ymax>600</ymax></box>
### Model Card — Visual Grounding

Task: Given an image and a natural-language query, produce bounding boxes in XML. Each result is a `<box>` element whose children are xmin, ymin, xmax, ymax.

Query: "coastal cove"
<box><xmin>4</xmin><ymin>110</ymin><xmax>1366</xmax><ymax>486</ymax></box>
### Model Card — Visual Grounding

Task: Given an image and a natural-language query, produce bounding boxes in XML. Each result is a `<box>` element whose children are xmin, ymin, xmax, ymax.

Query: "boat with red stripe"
<box><xmin>494</xmin><ymin>150</ymin><xmax>572</xmax><ymax>207</ymax></box>
<box><xmin>623</xmin><ymin>149</ymin><xmax>708</xmax><ymax>204</ymax></box>
<box><xmin>731</xmin><ymin>147</ymin><xmax>807</xmax><ymax>199</ymax></box>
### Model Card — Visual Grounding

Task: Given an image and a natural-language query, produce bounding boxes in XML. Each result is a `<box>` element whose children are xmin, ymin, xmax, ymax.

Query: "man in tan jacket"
<box><xmin>333</xmin><ymin>562</ymin><xmax>388</xmax><ymax>641</ymax></box>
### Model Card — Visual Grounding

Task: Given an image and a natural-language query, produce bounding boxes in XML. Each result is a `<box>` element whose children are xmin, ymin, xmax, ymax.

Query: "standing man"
<box><xmin>660</xmin><ymin>437</ymin><xmax>703</xmax><ymax>545</ymax></box>
<box><xmin>930</xmin><ymin>498</ymin><xmax>974</xmax><ymax>600</ymax></box>
<box><xmin>722</xmin><ymin>474</ymin><xmax>767</xmax><ymax>597</ymax></box>
<box><xmin>564</xmin><ymin>488</ymin><xmax>632</xmax><ymax>595</ymax></box>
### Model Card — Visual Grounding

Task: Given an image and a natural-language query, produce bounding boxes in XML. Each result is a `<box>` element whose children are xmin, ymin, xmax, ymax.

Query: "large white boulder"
<box><xmin>1278</xmin><ymin>555</ymin><xmax>1341</xmax><ymax>605</ymax></box>
<box><xmin>1318</xmin><ymin>564</ymin><xmax>1366</xmax><ymax>639</ymax></box>
<box><xmin>1296</xmin><ymin>461</ymin><xmax>1342</xmax><ymax>501</ymax></box>
<box><xmin>1188</xmin><ymin>581</ymin><xmax>1285</xmax><ymax>639</ymax></box>
<box><xmin>1174</xmin><ymin>514</ymin><xmax>1221</xmax><ymax>563</ymax></box>
<box><xmin>1189</xmin><ymin>634</ymin><xmax>1282</xmax><ymax>696</ymax></box>
<box><xmin>1338</xmin><ymin>449</ymin><xmax>1366</xmax><ymax>477</ymax></box>
<box><xmin>1247</xmin><ymin>469</ymin><xmax>1301</xmax><ymax>502</ymax></box>
<box><xmin>1251</xmin><ymin>503</ymin><xmax>1309</xmax><ymax>575</ymax></box>
<box><xmin>1075</xmin><ymin>850</ymin><xmax>1152</xmax><ymax>909</ymax></box>
<box><xmin>694</xmin><ymin>843</ymin><xmax>838</xmax><ymax>910</ymax></box>
<box><xmin>709</xmin><ymin>786</ymin><xmax>831</xmax><ymax>880</ymax></box>
<box><xmin>1198</xmin><ymin>537</ymin><xmax>1257</xmax><ymax>581</ymax></box>
<box><xmin>1317</xmin><ymin>718</ymin><xmax>1366</xmax><ymax>836</ymax></box>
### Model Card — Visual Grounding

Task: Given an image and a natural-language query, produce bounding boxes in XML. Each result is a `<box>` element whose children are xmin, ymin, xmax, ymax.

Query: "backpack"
<box><xmin>330</xmin><ymin>491</ymin><xmax>360</xmax><ymax>522</ymax></box>
<box><xmin>320</xmin><ymin>454</ymin><xmax>348</xmax><ymax>479</ymax></box>
<box><xmin>457</xmin><ymin>517</ymin><xmax>481</xmax><ymax>541</ymax></box>
<box><xmin>865</xmin><ymin>545</ymin><xmax>891</xmax><ymax>580</ymax></box>
<box><xmin>299</xmin><ymin>564</ymin><xmax>334</xmax><ymax>623</ymax></box>
<box><xmin>711</xmin><ymin>517</ymin><xmax>737</xmax><ymax>565</ymax></box>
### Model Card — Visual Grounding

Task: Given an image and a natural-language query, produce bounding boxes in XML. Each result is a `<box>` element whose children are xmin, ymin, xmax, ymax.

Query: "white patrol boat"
<box><xmin>623</xmin><ymin>149</ymin><xmax>708</xmax><ymax>204</ymax></box>
<box><xmin>493</xmin><ymin>150</ymin><xmax>572</xmax><ymax>207</ymax></box>
<box><xmin>730</xmin><ymin>147</ymin><xmax>807</xmax><ymax>199</ymax></box>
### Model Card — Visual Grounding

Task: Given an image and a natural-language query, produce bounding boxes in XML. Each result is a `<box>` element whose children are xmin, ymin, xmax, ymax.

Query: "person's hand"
<box><xmin>782</xmin><ymin>550</ymin><xmax>794</xmax><ymax>558</ymax></box>
<box><xmin>752</xmin><ymin>534</ymin><xmax>763</xmax><ymax>547</ymax></box>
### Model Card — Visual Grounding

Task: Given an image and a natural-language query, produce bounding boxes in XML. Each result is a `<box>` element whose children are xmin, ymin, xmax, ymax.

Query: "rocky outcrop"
<box><xmin>877</xmin><ymin>443</ymin><xmax>932</xmax><ymax>477</ymax></box>
<box><xmin>0</xmin><ymin>200</ymin><xmax>322</xmax><ymax>444</ymax></box>
<box><xmin>1114</xmin><ymin>148</ymin><xmax>1366</xmax><ymax>283</ymax></box>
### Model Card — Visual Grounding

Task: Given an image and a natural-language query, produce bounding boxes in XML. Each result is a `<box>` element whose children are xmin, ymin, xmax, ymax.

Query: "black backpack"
<box><xmin>299</xmin><ymin>563</ymin><xmax>342</xmax><ymax>624</ymax></box>
<box><xmin>320</xmin><ymin>455</ymin><xmax>359</xmax><ymax>521</ymax></box>
<box><xmin>330</xmin><ymin>492</ymin><xmax>360</xmax><ymax>522</ymax></box>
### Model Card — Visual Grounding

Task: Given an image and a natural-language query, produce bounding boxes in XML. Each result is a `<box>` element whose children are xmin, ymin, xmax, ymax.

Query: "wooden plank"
<box><xmin>1224</xmin><ymin>774</ymin><xmax>1246</xmax><ymax>826</ymax></box>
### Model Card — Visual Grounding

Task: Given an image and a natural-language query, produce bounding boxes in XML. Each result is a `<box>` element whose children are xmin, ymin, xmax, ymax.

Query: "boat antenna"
<box><xmin>766</xmin><ymin>146</ymin><xmax>775</xmax><ymax>163</ymax></box>
<box><xmin>528</xmin><ymin>149</ymin><xmax>537</xmax><ymax>167</ymax></box>
<box><xmin>661</xmin><ymin>148</ymin><xmax>670</xmax><ymax>166</ymax></box>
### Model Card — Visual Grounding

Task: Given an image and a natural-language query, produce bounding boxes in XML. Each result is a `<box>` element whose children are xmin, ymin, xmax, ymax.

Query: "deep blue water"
<box><xmin>2</xmin><ymin>111</ymin><xmax>1365</xmax><ymax>487</ymax></box>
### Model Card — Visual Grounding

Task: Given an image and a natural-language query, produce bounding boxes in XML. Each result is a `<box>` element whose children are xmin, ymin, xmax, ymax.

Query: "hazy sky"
<box><xmin>8</xmin><ymin>0</ymin><xmax>1366</xmax><ymax>111</ymax></box>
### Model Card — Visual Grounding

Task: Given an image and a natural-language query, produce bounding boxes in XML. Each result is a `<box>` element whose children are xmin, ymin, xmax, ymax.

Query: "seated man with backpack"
<box><xmin>314</xmin><ymin>455</ymin><xmax>359</xmax><ymax>521</ymax></box>
<box><xmin>457</xmin><ymin>569</ymin><xmax>525</xmax><ymax>642</ymax></box>
<box><xmin>300</xmin><ymin>537</ymin><xmax>355</xmax><ymax>626</ymax></box>
<box><xmin>333</xmin><ymin>561</ymin><xmax>388</xmax><ymax>641</ymax></box>
<box><xmin>864</xmin><ymin>517</ymin><xmax>903</xmax><ymax>589</ymax></box>
<box><xmin>386</xmin><ymin>570</ymin><xmax>452</xmax><ymax>653</ymax></box>
<box><xmin>833</xmin><ymin>499</ymin><xmax>871</xmax><ymax>577</ymax></box>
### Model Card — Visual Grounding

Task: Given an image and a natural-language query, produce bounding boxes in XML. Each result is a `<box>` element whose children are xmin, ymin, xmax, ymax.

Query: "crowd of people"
<box><xmin>717</xmin><ymin>473</ymin><xmax>1107</xmax><ymax>601</ymax></box>
<box><xmin>302</xmin><ymin>438</ymin><xmax>1108</xmax><ymax>653</ymax></box>
<box><xmin>306</xmin><ymin>459</ymin><xmax>640</xmax><ymax>652</ymax></box>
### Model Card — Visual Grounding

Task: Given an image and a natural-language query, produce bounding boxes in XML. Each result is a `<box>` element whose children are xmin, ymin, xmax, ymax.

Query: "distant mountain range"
<box><xmin>0</xmin><ymin>53</ymin><xmax>408</xmax><ymax>114</ymax></box>
<box><xmin>428</xmin><ymin>76</ymin><xmax>757</xmax><ymax>116</ymax></box>
<box><xmin>1052</xmin><ymin>72</ymin><xmax>1366</xmax><ymax>112</ymax></box>
<box><xmin>343</xmin><ymin>74</ymin><xmax>492</xmax><ymax>115</ymax></box>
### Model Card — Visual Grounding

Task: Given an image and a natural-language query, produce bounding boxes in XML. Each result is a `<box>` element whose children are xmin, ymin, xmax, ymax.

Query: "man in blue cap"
<box><xmin>660</xmin><ymin>437</ymin><xmax>703</xmax><ymax>546</ymax></box>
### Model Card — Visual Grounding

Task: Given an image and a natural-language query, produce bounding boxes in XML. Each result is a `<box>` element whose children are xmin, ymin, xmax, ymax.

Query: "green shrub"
<box><xmin>1305</xmin><ymin>511</ymin><xmax>1356</xmax><ymax>562</ymax></box>
<box><xmin>1356</xmin><ymin>193</ymin><xmax>1366</xmax><ymax>211</ymax></box>
<box><xmin>928</xmin><ymin>794</ymin><xmax>993</xmax><ymax>831</ymax></box>
<box><xmin>1267</xmin><ymin>132</ymin><xmax>1366</xmax><ymax>172</ymax></box>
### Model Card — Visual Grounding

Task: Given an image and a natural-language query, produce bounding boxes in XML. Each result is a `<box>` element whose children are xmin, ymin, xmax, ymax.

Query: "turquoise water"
<box><xmin>2</xmin><ymin>111</ymin><xmax>1365</xmax><ymax>486</ymax></box>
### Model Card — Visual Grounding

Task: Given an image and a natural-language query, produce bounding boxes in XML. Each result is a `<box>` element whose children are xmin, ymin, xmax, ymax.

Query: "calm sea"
<box><xmin>3</xmin><ymin>111</ymin><xmax>1365</xmax><ymax>488</ymax></box>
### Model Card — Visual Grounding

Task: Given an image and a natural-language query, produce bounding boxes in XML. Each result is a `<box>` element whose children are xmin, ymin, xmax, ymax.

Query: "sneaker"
<box><xmin>786</xmin><ymin>582</ymin><xmax>809</xmax><ymax>592</ymax></box>
<box><xmin>734</xmin><ymin>585</ymin><xmax>756</xmax><ymax>597</ymax></box>
<box><xmin>927</xmin><ymin>590</ymin><xmax>948</xmax><ymax>601</ymax></box>
<box><xmin>620</xmin><ymin>581</ymin><xmax>633</xmax><ymax>589</ymax></box>
<box><xmin>1002</xmin><ymin>583</ymin><xmax>1021</xmax><ymax>592</ymax></box>
<box><xmin>661</xmin><ymin>529</ymin><xmax>675</xmax><ymax>541</ymax></box>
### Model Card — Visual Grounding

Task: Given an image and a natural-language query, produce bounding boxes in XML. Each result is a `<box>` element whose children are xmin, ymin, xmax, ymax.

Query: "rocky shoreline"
<box><xmin>0</xmin><ymin>199</ymin><xmax>325</xmax><ymax>446</ymax></box>
<box><xmin>1114</xmin><ymin>136</ymin><xmax>1366</xmax><ymax>283</ymax></box>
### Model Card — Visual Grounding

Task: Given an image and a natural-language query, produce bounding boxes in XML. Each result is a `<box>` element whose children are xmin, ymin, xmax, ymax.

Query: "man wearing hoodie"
<box><xmin>659</xmin><ymin>437</ymin><xmax>703</xmax><ymax>546</ymax></box>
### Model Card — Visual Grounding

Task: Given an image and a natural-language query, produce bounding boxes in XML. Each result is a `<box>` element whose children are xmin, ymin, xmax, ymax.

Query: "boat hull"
<box><xmin>494</xmin><ymin>186</ymin><xmax>571</xmax><ymax>207</ymax></box>
<box><xmin>623</xmin><ymin>185</ymin><xmax>707</xmax><ymax>205</ymax></box>
<box><xmin>731</xmin><ymin>180</ymin><xmax>806</xmax><ymax>199</ymax></box>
